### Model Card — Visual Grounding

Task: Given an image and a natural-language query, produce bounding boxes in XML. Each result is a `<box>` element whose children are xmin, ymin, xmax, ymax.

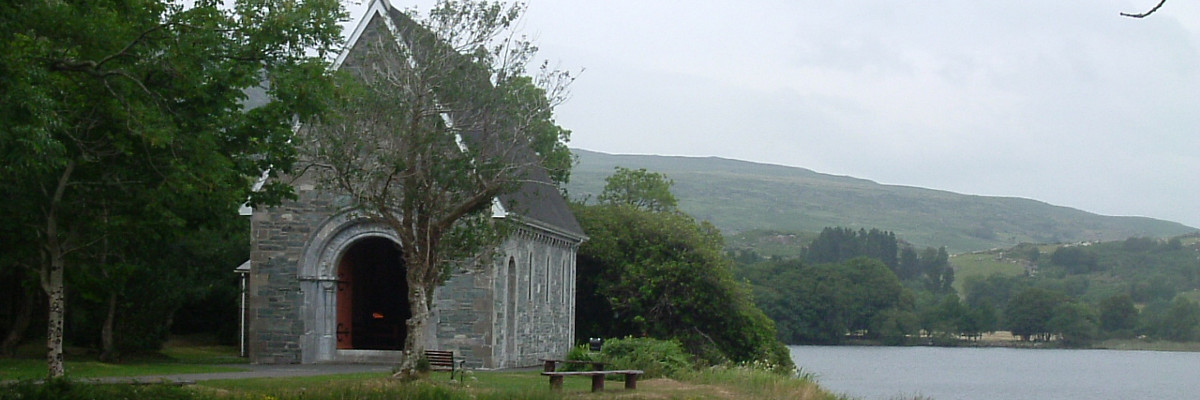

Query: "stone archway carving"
<box><xmin>298</xmin><ymin>211</ymin><xmax>400</xmax><ymax>363</ymax></box>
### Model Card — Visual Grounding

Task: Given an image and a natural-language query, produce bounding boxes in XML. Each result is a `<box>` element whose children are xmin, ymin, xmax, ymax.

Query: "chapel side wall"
<box><xmin>432</xmin><ymin>226</ymin><xmax>578</xmax><ymax>369</ymax></box>
<box><xmin>510</xmin><ymin>229</ymin><xmax>577</xmax><ymax>367</ymax></box>
<box><xmin>248</xmin><ymin>183</ymin><xmax>333</xmax><ymax>364</ymax></box>
<box><xmin>431</xmin><ymin>261</ymin><xmax>496</xmax><ymax>368</ymax></box>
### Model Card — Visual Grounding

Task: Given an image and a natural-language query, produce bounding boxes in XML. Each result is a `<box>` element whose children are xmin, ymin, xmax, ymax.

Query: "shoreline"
<box><xmin>794</xmin><ymin>332</ymin><xmax>1200</xmax><ymax>352</ymax></box>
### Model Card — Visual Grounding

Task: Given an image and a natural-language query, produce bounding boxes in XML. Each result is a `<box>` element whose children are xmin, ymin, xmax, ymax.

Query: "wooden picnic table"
<box><xmin>541</xmin><ymin>369</ymin><xmax>644</xmax><ymax>392</ymax></box>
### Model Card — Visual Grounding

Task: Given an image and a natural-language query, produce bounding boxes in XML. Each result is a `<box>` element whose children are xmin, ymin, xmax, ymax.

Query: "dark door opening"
<box><xmin>336</xmin><ymin>237</ymin><xmax>409</xmax><ymax>350</ymax></box>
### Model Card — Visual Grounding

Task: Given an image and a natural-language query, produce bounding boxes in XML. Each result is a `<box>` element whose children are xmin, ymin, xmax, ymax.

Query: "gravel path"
<box><xmin>79</xmin><ymin>363</ymin><xmax>394</xmax><ymax>385</ymax></box>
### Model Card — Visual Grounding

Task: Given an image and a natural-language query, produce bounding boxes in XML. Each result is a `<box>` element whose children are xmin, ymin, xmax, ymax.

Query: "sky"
<box><xmin>346</xmin><ymin>0</ymin><xmax>1200</xmax><ymax>228</ymax></box>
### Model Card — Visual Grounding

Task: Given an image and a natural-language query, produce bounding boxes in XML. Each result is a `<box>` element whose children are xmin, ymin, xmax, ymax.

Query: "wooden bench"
<box><xmin>424</xmin><ymin>350</ymin><xmax>465</xmax><ymax>382</ymax></box>
<box><xmin>541</xmin><ymin>369</ymin><xmax>644</xmax><ymax>392</ymax></box>
<box><xmin>539</xmin><ymin>358</ymin><xmax>606</xmax><ymax>372</ymax></box>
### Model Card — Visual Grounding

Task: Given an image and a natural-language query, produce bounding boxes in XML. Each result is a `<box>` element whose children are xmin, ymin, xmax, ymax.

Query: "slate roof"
<box><xmin>336</xmin><ymin>0</ymin><xmax>585</xmax><ymax>240</ymax></box>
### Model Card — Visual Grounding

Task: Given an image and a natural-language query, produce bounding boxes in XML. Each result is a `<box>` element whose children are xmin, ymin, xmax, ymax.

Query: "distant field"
<box><xmin>1178</xmin><ymin>290</ymin><xmax>1200</xmax><ymax>303</ymax></box>
<box><xmin>949</xmin><ymin>252</ymin><xmax>1027</xmax><ymax>293</ymax></box>
<box><xmin>725</xmin><ymin>230</ymin><xmax>815</xmax><ymax>258</ymax></box>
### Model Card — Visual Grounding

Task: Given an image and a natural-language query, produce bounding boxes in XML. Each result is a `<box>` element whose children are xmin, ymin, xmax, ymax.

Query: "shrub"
<box><xmin>561</xmin><ymin>344</ymin><xmax>602</xmax><ymax>372</ymax></box>
<box><xmin>598</xmin><ymin>337</ymin><xmax>693</xmax><ymax>378</ymax></box>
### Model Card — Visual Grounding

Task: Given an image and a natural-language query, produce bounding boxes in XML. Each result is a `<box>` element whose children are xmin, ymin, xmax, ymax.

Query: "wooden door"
<box><xmin>336</xmin><ymin>255</ymin><xmax>353</xmax><ymax>349</ymax></box>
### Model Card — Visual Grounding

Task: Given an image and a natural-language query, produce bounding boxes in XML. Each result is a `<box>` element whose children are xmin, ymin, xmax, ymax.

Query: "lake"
<box><xmin>789</xmin><ymin>345</ymin><xmax>1200</xmax><ymax>400</ymax></box>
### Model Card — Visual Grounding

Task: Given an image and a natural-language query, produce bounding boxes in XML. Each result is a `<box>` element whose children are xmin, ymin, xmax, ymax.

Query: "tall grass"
<box><xmin>1</xmin><ymin>379</ymin><xmax>201</xmax><ymax>400</ymax></box>
<box><xmin>678</xmin><ymin>365</ymin><xmax>846</xmax><ymax>400</ymax></box>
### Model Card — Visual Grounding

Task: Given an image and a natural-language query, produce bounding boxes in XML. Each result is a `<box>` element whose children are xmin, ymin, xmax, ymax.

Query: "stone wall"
<box><xmin>425</xmin><ymin>225</ymin><xmax>579</xmax><ymax>369</ymax></box>
<box><xmin>249</xmin><ymin>182</ymin><xmax>580</xmax><ymax>368</ymax></box>
<box><xmin>248</xmin><ymin>183</ymin><xmax>333</xmax><ymax>364</ymax></box>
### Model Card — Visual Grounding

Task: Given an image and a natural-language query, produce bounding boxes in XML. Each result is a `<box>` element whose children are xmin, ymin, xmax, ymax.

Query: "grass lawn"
<box><xmin>0</xmin><ymin>358</ymin><xmax>246</xmax><ymax>381</ymax></box>
<box><xmin>2</xmin><ymin>336</ymin><xmax>847</xmax><ymax>399</ymax></box>
<box><xmin>950</xmin><ymin>251</ymin><xmax>1026</xmax><ymax>293</ymax></box>
<box><xmin>1</xmin><ymin>339</ymin><xmax>248</xmax><ymax>381</ymax></box>
<box><xmin>195</xmin><ymin>368</ymin><xmax>844</xmax><ymax>400</ymax></box>
<box><xmin>196</xmin><ymin>372</ymin><xmax>395</xmax><ymax>394</ymax></box>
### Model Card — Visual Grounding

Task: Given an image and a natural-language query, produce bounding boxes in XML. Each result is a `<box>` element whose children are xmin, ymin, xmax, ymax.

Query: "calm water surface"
<box><xmin>789</xmin><ymin>345</ymin><xmax>1200</xmax><ymax>400</ymax></box>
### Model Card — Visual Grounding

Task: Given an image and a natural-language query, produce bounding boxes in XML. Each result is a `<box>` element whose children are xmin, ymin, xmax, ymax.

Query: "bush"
<box><xmin>573</xmin><ymin>203</ymin><xmax>796</xmax><ymax>370</ymax></box>
<box><xmin>597</xmin><ymin>337</ymin><xmax>694</xmax><ymax>378</ymax></box>
<box><xmin>562</xmin><ymin>344</ymin><xmax>602</xmax><ymax>372</ymax></box>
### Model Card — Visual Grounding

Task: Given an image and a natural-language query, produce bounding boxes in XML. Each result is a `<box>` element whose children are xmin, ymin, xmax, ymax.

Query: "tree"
<box><xmin>1098</xmin><ymin>294</ymin><xmax>1138</xmax><ymax>337</ymax></box>
<box><xmin>922</xmin><ymin>294</ymin><xmax>966</xmax><ymax>339</ymax></box>
<box><xmin>1122</xmin><ymin>0</ymin><xmax>1168</xmax><ymax>18</ymax></box>
<box><xmin>1157</xmin><ymin>297</ymin><xmax>1200</xmax><ymax>341</ymax></box>
<box><xmin>1050</xmin><ymin>246</ymin><xmax>1098</xmax><ymax>274</ymax></box>
<box><xmin>576</xmin><ymin>174</ymin><xmax>793</xmax><ymax>369</ymax></box>
<box><xmin>1</xmin><ymin>0</ymin><xmax>343</xmax><ymax>377</ymax></box>
<box><xmin>897</xmin><ymin>246</ymin><xmax>920</xmax><ymax>281</ymax></box>
<box><xmin>841</xmin><ymin>258</ymin><xmax>907</xmax><ymax>335</ymax></box>
<box><xmin>873</xmin><ymin>308</ymin><xmax>919</xmax><ymax>345</ymax></box>
<box><xmin>961</xmin><ymin>302</ymin><xmax>998</xmax><ymax>340</ymax></box>
<box><xmin>597</xmin><ymin>167</ymin><xmax>678</xmax><ymax>212</ymax></box>
<box><xmin>805</xmin><ymin>227</ymin><xmax>898</xmax><ymax>270</ymax></box>
<box><xmin>1049</xmin><ymin>301</ymin><xmax>1099</xmax><ymax>348</ymax></box>
<box><xmin>573</xmin><ymin>202</ymin><xmax>793</xmax><ymax>368</ymax></box>
<box><xmin>918</xmin><ymin>247</ymin><xmax>954</xmax><ymax>293</ymax></box>
<box><xmin>747</xmin><ymin>257</ymin><xmax>908</xmax><ymax>344</ymax></box>
<box><xmin>964</xmin><ymin>273</ymin><xmax>1029</xmax><ymax>312</ymax></box>
<box><xmin>1005</xmin><ymin>287</ymin><xmax>1065</xmax><ymax>341</ymax></box>
<box><xmin>300</xmin><ymin>1</ymin><xmax>574</xmax><ymax>377</ymax></box>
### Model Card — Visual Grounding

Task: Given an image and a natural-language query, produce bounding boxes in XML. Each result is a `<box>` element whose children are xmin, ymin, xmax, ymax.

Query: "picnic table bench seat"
<box><xmin>541</xmin><ymin>369</ymin><xmax>644</xmax><ymax>392</ymax></box>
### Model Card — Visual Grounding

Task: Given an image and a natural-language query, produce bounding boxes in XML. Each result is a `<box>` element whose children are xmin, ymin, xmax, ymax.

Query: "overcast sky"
<box><xmin>350</xmin><ymin>0</ymin><xmax>1200</xmax><ymax>228</ymax></box>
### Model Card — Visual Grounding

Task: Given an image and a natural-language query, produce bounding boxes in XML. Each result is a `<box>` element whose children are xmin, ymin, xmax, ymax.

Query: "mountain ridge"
<box><xmin>566</xmin><ymin>149</ymin><xmax>1196</xmax><ymax>253</ymax></box>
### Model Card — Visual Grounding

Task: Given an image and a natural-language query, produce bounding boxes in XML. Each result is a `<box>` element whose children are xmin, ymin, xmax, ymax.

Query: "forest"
<box><xmin>735</xmin><ymin>228</ymin><xmax>1200</xmax><ymax>347</ymax></box>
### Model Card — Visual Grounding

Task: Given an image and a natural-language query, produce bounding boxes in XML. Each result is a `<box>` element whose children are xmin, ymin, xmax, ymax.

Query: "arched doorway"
<box><xmin>335</xmin><ymin>237</ymin><xmax>409</xmax><ymax>350</ymax></box>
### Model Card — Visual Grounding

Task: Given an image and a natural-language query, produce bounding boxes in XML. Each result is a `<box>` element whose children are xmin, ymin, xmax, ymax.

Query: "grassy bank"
<box><xmin>2</xmin><ymin>367</ymin><xmax>847</xmax><ymax>400</ymax></box>
<box><xmin>1093</xmin><ymin>339</ymin><xmax>1200</xmax><ymax>352</ymax></box>
<box><xmin>0</xmin><ymin>340</ymin><xmax>248</xmax><ymax>381</ymax></box>
<box><xmin>2</xmin><ymin>338</ymin><xmax>845</xmax><ymax>400</ymax></box>
<box><xmin>833</xmin><ymin>331</ymin><xmax>1200</xmax><ymax>352</ymax></box>
<box><xmin>192</xmin><ymin>366</ymin><xmax>846</xmax><ymax>399</ymax></box>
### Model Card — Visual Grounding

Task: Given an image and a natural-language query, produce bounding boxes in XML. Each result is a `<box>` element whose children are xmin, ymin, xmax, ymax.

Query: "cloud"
<box><xmin>346</xmin><ymin>0</ymin><xmax>1200</xmax><ymax>227</ymax></box>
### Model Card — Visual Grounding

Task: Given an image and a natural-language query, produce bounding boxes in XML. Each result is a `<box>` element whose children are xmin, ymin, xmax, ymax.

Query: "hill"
<box><xmin>566</xmin><ymin>149</ymin><xmax>1196</xmax><ymax>253</ymax></box>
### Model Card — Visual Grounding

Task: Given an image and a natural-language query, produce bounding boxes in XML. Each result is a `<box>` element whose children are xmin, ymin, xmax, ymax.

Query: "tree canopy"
<box><xmin>597</xmin><ymin>167</ymin><xmax>678</xmax><ymax>212</ymax></box>
<box><xmin>1</xmin><ymin>0</ymin><xmax>344</xmax><ymax>377</ymax></box>
<box><xmin>573</xmin><ymin>170</ymin><xmax>791</xmax><ymax>369</ymax></box>
<box><xmin>743</xmin><ymin>257</ymin><xmax>910</xmax><ymax>344</ymax></box>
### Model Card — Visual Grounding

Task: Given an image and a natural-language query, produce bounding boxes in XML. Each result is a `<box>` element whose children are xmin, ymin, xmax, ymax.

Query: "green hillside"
<box><xmin>566</xmin><ymin>149</ymin><xmax>1196</xmax><ymax>253</ymax></box>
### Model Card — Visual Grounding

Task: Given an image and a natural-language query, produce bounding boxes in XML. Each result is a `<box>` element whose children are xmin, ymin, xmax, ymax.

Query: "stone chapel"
<box><xmin>242</xmin><ymin>0</ymin><xmax>586</xmax><ymax>368</ymax></box>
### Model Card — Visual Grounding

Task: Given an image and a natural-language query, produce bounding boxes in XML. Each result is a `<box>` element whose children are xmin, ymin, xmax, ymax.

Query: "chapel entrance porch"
<box><xmin>336</xmin><ymin>237</ymin><xmax>410</xmax><ymax>351</ymax></box>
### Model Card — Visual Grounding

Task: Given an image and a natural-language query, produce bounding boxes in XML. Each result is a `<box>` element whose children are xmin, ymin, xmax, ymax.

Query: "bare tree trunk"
<box><xmin>394</xmin><ymin>285</ymin><xmax>431</xmax><ymax>379</ymax></box>
<box><xmin>99</xmin><ymin>291</ymin><xmax>118</xmax><ymax>362</ymax></box>
<box><xmin>41</xmin><ymin>162</ymin><xmax>74</xmax><ymax>379</ymax></box>
<box><xmin>1</xmin><ymin>285</ymin><xmax>35</xmax><ymax>356</ymax></box>
<box><xmin>41</xmin><ymin>245</ymin><xmax>66</xmax><ymax>379</ymax></box>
